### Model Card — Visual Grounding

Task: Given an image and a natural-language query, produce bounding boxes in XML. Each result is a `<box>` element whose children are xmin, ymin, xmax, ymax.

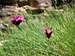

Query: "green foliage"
<box><xmin>0</xmin><ymin>8</ymin><xmax>75</xmax><ymax>56</ymax></box>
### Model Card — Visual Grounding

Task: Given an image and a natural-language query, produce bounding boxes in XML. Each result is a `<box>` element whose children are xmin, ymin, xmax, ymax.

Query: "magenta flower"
<box><xmin>43</xmin><ymin>27</ymin><xmax>53</xmax><ymax>39</ymax></box>
<box><xmin>11</xmin><ymin>15</ymin><xmax>24</xmax><ymax>26</ymax></box>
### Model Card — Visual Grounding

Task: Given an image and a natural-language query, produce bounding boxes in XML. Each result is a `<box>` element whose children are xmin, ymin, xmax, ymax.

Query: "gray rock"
<box><xmin>0</xmin><ymin>23</ymin><xmax>8</xmax><ymax>30</ymax></box>
<box><xmin>0</xmin><ymin>5</ymin><xmax>25</xmax><ymax>17</ymax></box>
<box><xmin>0</xmin><ymin>0</ymin><xmax>52</xmax><ymax>8</ymax></box>
<box><xmin>29</xmin><ymin>0</ymin><xmax>52</xmax><ymax>9</ymax></box>
<box><xmin>0</xmin><ymin>0</ymin><xmax>52</xmax><ymax>17</ymax></box>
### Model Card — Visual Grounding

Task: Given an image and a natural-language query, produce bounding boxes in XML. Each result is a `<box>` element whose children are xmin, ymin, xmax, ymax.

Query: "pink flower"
<box><xmin>11</xmin><ymin>15</ymin><xmax>24</xmax><ymax>26</ymax></box>
<box><xmin>43</xmin><ymin>27</ymin><xmax>53</xmax><ymax>39</ymax></box>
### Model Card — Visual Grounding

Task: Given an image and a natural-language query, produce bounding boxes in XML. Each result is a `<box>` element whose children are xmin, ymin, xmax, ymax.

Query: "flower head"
<box><xmin>11</xmin><ymin>15</ymin><xmax>24</xmax><ymax>26</ymax></box>
<box><xmin>43</xmin><ymin>27</ymin><xmax>53</xmax><ymax>39</ymax></box>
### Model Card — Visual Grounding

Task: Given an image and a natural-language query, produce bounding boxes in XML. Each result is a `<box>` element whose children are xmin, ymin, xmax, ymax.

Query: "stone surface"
<box><xmin>29</xmin><ymin>0</ymin><xmax>52</xmax><ymax>9</ymax></box>
<box><xmin>0</xmin><ymin>5</ymin><xmax>26</xmax><ymax>17</ymax></box>
<box><xmin>0</xmin><ymin>0</ymin><xmax>52</xmax><ymax>17</ymax></box>
<box><xmin>0</xmin><ymin>0</ymin><xmax>52</xmax><ymax>8</ymax></box>
<box><xmin>0</xmin><ymin>23</ymin><xmax>8</xmax><ymax>30</ymax></box>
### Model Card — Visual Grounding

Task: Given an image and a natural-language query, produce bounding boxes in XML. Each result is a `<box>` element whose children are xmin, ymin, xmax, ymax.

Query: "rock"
<box><xmin>0</xmin><ymin>5</ymin><xmax>26</xmax><ymax>17</ymax></box>
<box><xmin>29</xmin><ymin>0</ymin><xmax>52</xmax><ymax>9</ymax></box>
<box><xmin>0</xmin><ymin>0</ymin><xmax>52</xmax><ymax>8</ymax></box>
<box><xmin>0</xmin><ymin>0</ymin><xmax>52</xmax><ymax>17</ymax></box>
<box><xmin>0</xmin><ymin>23</ymin><xmax>8</xmax><ymax>30</ymax></box>
<box><xmin>23</xmin><ymin>5</ymin><xmax>44</xmax><ymax>14</ymax></box>
<box><xmin>17</xmin><ymin>0</ymin><xmax>29</xmax><ymax>7</ymax></box>
<box><xmin>0</xmin><ymin>6</ymin><xmax>16</xmax><ymax>17</ymax></box>
<box><xmin>23</xmin><ymin>0</ymin><xmax>52</xmax><ymax>13</ymax></box>
<box><xmin>17</xmin><ymin>0</ymin><xmax>52</xmax><ymax>9</ymax></box>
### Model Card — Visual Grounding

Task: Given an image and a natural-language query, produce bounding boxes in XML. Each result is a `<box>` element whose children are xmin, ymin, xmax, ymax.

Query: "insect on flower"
<box><xmin>43</xmin><ymin>27</ymin><xmax>53</xmax><ymax>39</ymax></box>
<box><xmin>11</xmin><ymin>15</ymin><xmax>24</xmax><ymax>26</ymax></box>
